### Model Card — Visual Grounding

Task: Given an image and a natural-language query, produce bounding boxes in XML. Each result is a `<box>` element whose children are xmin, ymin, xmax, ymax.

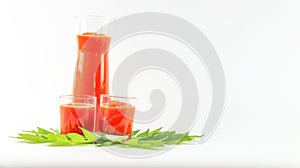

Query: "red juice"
<box><xmin>60</xmin><ymin>103</ymin><xmax>95</xmax><ymax>135</ymax></box>
<box><xmin>100</xmin><ymin>101</ymin><xmax>135</xmax><ymax>136</ymax></box>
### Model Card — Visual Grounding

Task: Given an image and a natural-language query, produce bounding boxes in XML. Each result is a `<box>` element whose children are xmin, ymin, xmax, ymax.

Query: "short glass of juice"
<box><xmin>60</xmin><ymin>95</ymin><xmax>96</xmax><ymax>135</ymax></box>
<box><xmin>98</xmin><ymin>94</ymin><xmax>137</xmax><ymax>140</ymax></box>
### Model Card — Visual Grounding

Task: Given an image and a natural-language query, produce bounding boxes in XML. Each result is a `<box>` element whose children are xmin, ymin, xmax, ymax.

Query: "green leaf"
<box><xmin>123</xmin><ymin>138</ymin><xmax>139</xmax><ymax>146</ymax></box>
<box><xmin>40</xmin><ymin>133</ymin><xmax>57</xmax><ymax>142</ymax></box>
<box><xmin>66</xmin><ymin>133</ymin><xmax>88</xmax><ymax>143</ymax></box>
<box><xmin>161</xmin><ymin>133</ymin><xmax>187</xmax><ymax>144</ymax></box>
<box><xmin>131</xmin><ymin>130</ymin><xmax>140</xmax><ymax>137</ymax></box>
<box><xmin>190</xmin><ymin>135</ymin><xmax>202</xmax><ymax>139</ymax></box>
<box><xmin>18</xmin><ymin>134</ymin><xmax>46</xmax><ymax>143</ymax></box>
<box><xmin>136</xmin><ymin>129</ymin><xmax>149</xmax><ymax>138</ymax></box>
<box><xmin>139</xmin><ymin>140</ymin><xmax>165</xmax><ymax>147</ymax></box>
<box><xmin>119</xmin><ymin>139</ymin><xmax>156</xmax><ymax>149</ymax></box>
<box><xmin>9</xmin><ymin>136</ymin><xmax>23</xmax><ymax>139</ymax></box>
<box><xmin>50</xmin><ymin>134</ymin><xmax>72</xmax><ymax>145</ymax></box>
<box><xmin>50</xmin><ymin>128</ymin><xmax>60</xmax><ymax>134</ymax></box>
<box><xmin>179</xmin><ymin>134</ymin><xmax>202</xmax><ymax>143</ymax></box>
<box><xmin>102</xmin><ymin>141</ymin><xmax>115</xmax><ymax>146</ymax></box>
<box><xmin>22</xmin><ymin>130</ymin><xmax>37</xmax><ymax>134</ymax></box>
<box><xmin>13</xmin><ymin>127</ymin><xmax>203</xmax><ymax>149</ymax></box>
<box><xmin>54</xmin><ymin>134</ymin><xmax>70</xmax><ymax>142</ymax></box>
<box><xmin>110</xmin><ymin>137</ymin><xmax>125</xmax><ymax>143</ymax></box>
<box><xmin>148</xmin><ymin>127</ymin><xmax>163</xmax><ymax>136</ymax></box>
<box><xmin>140</xmin><ymin>134</ymin><xmax>169</xmax><ymax>141</ymax></box>
<box><xmin>37</xmin><ymin>127</ymin><xmax>54</xmax><ymax>135</ymax></box>
<box><xmin>95</xmin><ymin>137</ymin><xmax>110</xmax><ymax>144</ymax></box>
<box><xmin>80</xmin><ymin>127</ymin><xmax>97</xmax><ymax>142</ymax></box>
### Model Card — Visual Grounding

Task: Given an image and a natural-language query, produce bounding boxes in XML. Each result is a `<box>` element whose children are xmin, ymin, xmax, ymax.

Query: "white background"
<box><xmin>0</xmin><ymin>0</ymin><xmax>300</xmax><ymax>167</ymax></box>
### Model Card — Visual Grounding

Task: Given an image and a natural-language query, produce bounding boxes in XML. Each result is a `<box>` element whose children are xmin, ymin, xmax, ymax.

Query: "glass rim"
<box><xmin>100</xmin><ymin>94</ymin><xmax>137</xmax><ymax>100</ymax></box>
<box><xmin>59</xmin><ymin>94</ymin><xmax>97</xmax><ymax>100</ymax></box>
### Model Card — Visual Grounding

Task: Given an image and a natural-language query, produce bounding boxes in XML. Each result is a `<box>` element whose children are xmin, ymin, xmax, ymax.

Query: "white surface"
<box><xmin>0</xmin><ymin>0</ymin><xmax>300</xmax><ymax>167</ymax></box>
